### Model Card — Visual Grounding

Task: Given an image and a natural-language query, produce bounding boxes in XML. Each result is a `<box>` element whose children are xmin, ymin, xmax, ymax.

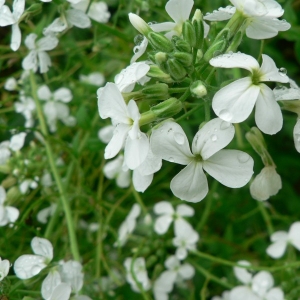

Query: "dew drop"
<box><xmin>219</xmin><ymin>109</ymin><xmax>232</xmax><ymax>122</ymax></box>
<box><xmin>167</xmin><ymin>128</ymin><xmax>173</xmax><ymax>133</ymax></box>
<box><xmin>133</xmin><ymin>46</ymin><xmax>140</xmax><ymax>54</ymax></box>
<box><xmin>210</xmin><ymin>134</ymin><xmax>217</xmax><ymax>142</ymax></box>
<box><xmin>220</xmin><ymin>121</ymin><xmax>230</xmax><ymax>130</ymax></box>
<box><xmin>238</xmin><ymin>152</ymin><xmax>250</xmax><ymax>163</ymax></box>
<box><xmin>169</xmin><ymin>157</ymin><xmax>175</xmax><ymax>162</ymax></box>
<box><xmin>134</xmin><ymin>34</ymin><xmax>144</xmax><ymax>46</ymax></box>
<box><xmin>278</xmin><ymin>67</ymin><xmax>287</xmax><ymax>76</ymax></box>
<box><xmin>174</xmin><ymin>132</ymin><xmax>185</xmax><ymax>145</ymax></box>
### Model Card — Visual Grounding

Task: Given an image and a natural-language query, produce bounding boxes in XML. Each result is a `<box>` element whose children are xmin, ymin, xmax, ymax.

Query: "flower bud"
<box><xmin>154</xmin><ymin>52</ymin><xmax>168</xmax><ymax>73</ymax></box>
<box><xmin>147</xmin><ymin>65</ymin><xmax>173</xmax><ymax>83</ymax></box>
<box><xmin>190</xmin><ymin>80</ymin><xmax>207</xmax><ymax>98</ymax></box>
<box><xmin>148</xmin><ymin>32</ymin><xmax>174</xmax><ymax>53</ymax></box>
<box><xmin>226</xmin><ymin>31</ymin><xmax>243</xmax><ymax>53</ymax></box>
<box><xmin>174</xmin><ymin>39</ymin><xmax>191</xmax><ymax>53</ymax></box>
<box><xmin>203</xmin><ymin>39</ymin><xmax>227</xmax><ymax>62</ymax></box>
<box><xmin>173</xmin><ymin>52</ymin><xmax>193</xmax><ymax>67</ymax></box>
<box><xmin>142</xmin><ymin>83</ymin><xmax>170</xmax><ymax>101</ymax></box>
<box><xmin>6</xmin><ymin>186</ymin><xmax>21</xmax><ymax>202</ymax></box>
<box><xmin>192</xmin><ymin>9</ymin><xmax>204</xmax><ymax>49</ymax></box>
<box><xmin>166</xmin><ymin>59</ymin><xmax>187</xmax><ymax>81</ymax></box>
<box><xmin>129</xmin><ymin>13</ymin><xmax>152</xmax><ymax>36</ymax></box>
<box><xmin>182</xmin><ymin>21</ymin><xmax>196</xmax><ymax>47</ymax></box>
<box><xmin>150</xmin><ymin>97</ymin><xmax>182</xmax><ymax>118</ymax></box>
<box><xmin>1</xmin><ymin>176</ymin><xmax>17</xmax><ymax>189</ymax></box>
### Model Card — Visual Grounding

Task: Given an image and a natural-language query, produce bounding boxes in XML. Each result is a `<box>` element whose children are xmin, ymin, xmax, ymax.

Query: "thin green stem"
<box><xmin>168</xmin><ymin>87</ymin><xmax>188</xmax><ymax>94</ymax></box>
<box><xmin>131</xmin><ymin>185</ymin><xmax>148</xmax><ymax>215</ymax></box>
<box><xmin>178</xmin><ymin>88</ymin><xmax>191</xmax><ymax>102</ymax></box>
<box><xmin>258</xmin><ymin>201</ymin><xmax>274</xmax><ymax>236</ymax></box>
<box><xmin>30</xmin><ymin>71</ymin><xmax>80</xmax><ymax>261</ymax></box>
<box><xmin>234</xmin><ymin>123</ymin><xmax>245</xmax><ymax>148</ymax></box>
<box><xmin>175</xmin><ymin>103</ymin><xmax>204</xmax><ymax>122</ymax></box>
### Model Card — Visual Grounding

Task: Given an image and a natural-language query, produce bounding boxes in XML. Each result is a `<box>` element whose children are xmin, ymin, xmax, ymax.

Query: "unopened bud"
<box><xmin>148</xmin><ymin>32</ymin><xmax>174</xmax><ymax>52</ymax></box>
<box><xmin>1</xmin><ymin>176</ymin><xmax>17</xmax><ymax>189</ymax></box>
<box><xmin>174</xmin><ymin>39</ymin><xmax>191</xmax><ymax>53</ymax></box>
<box><xmin>129</xmin><ymin>13</ymin><xmax>152</xmax><ymax>36</ymax></box>
<box><xmin>142</xmin><ymin>83</ymin><xmax>169</xmax><ymax>101</ymax></box>
<box><xmin>203</xmin><ymin>39</ymin><xmax>227</xmax><ymax>62</ymax></box>
<box><xmin>6</xmin><ymin>186</ymin><xmax>21</xmax><ymax>202</ymax></box>
<box><xmin>147</xmin><ymin>65</ymin><xmax>173</xmax><ymax>83</ymax></box>
<box><xmin>190</xmin><ymin>80</ymin><xmax>207</xmax><ymax>98</ymax></box>
<box><xmin>192</xmin><ymin>9</ymin><xmax>204</xmax><ymax>49</ymax></box>
<box><xmin>150</xmin><ymin>97</ymin><xmax>182</xmax><ymax>118</ymax></box>
<box><xmin>173</xmin><ymin>52</ymin><xmax>193</xmax><ymax>67</ymax></box>
<box><xmin>182</xmin><ymin>21</ymin><xmax>196</xmax><ymax>47</ymax></box>
<box><xmin>166</xmin><ymin>58</ymin><xmax>187</xmax><ymax>81</ymax></box>
<box><xmin>0</xmin><ymin>165</ymin><xmax>11</xmax><ymax>174</ymax></box>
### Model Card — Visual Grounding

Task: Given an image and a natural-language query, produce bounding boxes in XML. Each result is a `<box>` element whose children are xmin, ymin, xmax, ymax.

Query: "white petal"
<box><xmin>14</xmin><ymin>254</ymin><xmax>47</xmax><ymax>279</ymax></box>
<box><xmin>266</xmin><ymin>240</ymin><xmax>287</xmax><ymax>259</ymax></box>
<box><xmin>97</xmin><ymin>83</ymin><xmax>129</xmax><ymax>122</ymax></box>
<box><xmin>103</xmin><ymin>155</ymin><xmax>124</xmax><ymax>179</ymax></box>
<box><xmin>192</xmin><ymin>118</ymin><xmax>235</xmax><ymax>159</ymax></box>
<box><xmin>37</xmin><ymin>35</ymin><xmax>59</xmax><ymax>51</ymax></box>
<box><xmin>151</xmin><ymin>121</ymin><xmax>193</xmax><ymax>165</ymax></box>
<box><xmin>255</xmin><ymin>84</ymin><xmax>282</xmax><ymax>135</ymax></box>
<box><xmin>289</xmin><ymin>221</ymin><xmax>300</xmax><ymax>251</ymax></box>
<box><xmin>230</xmin><ymin>286</ymin><xmax>260</xmax><ymax>300</ymax></box>
<box><xmin>13</xmin><ymin>0</ymin><xmax>25</xmax><ymax>20</ymax></box>
<box><xmin>125</xmin><ymin>131</ymin><xmax>149</xmax><ymax>170</ymax></box>
<box><xmin>0</xmin><ymin>6</ymin><xmax>14</xmax><ymax>26</ymax></box>
<box><xmin>203</xmin><ymin>150</ymin><xmax>254</xmax><ymax>188</ymax></box>
<box><xmin>176</xmin><ymin>204</ymin><xmax>194</xmax><ymax>217</ymax></box>
<box><xmin>154</xmin><ymin>215</ymin><xmax>173</xmax><ymax>234</ymax></box>
<box><xmin>5</xmin><ymin>206</ymin><xmax>19</xmax><ymax>223</ymax></box>
<box><xmin>271</xmin><ymin>231</ymin><xmax>289</xmax><ymax>242</ymax></box>
<box><xmin>0</xmin><ymin>258</ymin><xmax>9</xmax><ymax>279</ymax></box>
<box><xmin>31</xmin><ymin>237</ymin><xmax>53</xmax><ymax>260</ymax></box>
<box><xmin>259</xmin><ymin>54</ymin><xmax>289</xmax><ymax>83</ymax></box>
<box><xmin>66</xmin><ymin>9</ymin><xmax>91</xmax><ymax>28</ymax></box>
<box><xmin>38</xmin><ymin>51</ymin><xmax>52</xmax><ymax>73</ymax></box>
<box><xmin>42</xmin><ymin>271</ymin><xmax>61</xmax><ymax>299</ymax></box>
<box><xmin>98</xmin><ymin>125</ymin><xmax>114</xmax><ymax>144</ymax></box>
<box><xmin>135</xmin><ymin>148</ymin><xmax>162</xmax><ymax>176</ymax></box>
<box><xmin>22</xmin><ymin>51</ymin><xmax>38</xmax><ymax>71</ymax></box>
<box><xmin>150</xmin><ymin>21</ymin><xmax>176</xmax><ymax>32</ymax></box>
<box><xmin>265</xmin><ymin>287</ymin><xmax>285</xmax><ymax>300</ymax></box>
<box><xmin>37</xmin><ymin>85</ymin><xmax>52</xmax><ymax>101</ymax></box>
<box><xmin>133</xmin><ymin>169</ymin><xmax>153</xmax><ymax>192</ymax></box>
<box><xmin>264</xmin><ymin>0</ymin><xmax>284</xmax><ymax>17</ymax></box>
<box><xmin>11</xmin><ymin>23</ymin><xmax>21</xmax><ymax>51</ymax></box>
<box><xmin>274</xmin><ymin>86</ymin><xmax>300</xmax><ymax>101</ymax></box>
<box><xmin>210</xmin><ymin>52</ymin><xmax>259</xmax><ymax>72</ymax></box>
<box><xmin>43</xmin><ymin>17</ymin><xmax>68</xmax><ymax>35</ymax></box>
<box><xmin>165</xmin><ymin>0</ymin><xmax>194</xmax><ymax>25</ymax></box>
<box><xmin>88</xmin><ymin>2</ymin><xmax>110</xmax><ymax>23</ymax></box>
<box><xmin>170</xmin><ymin>161</ymin><xmax>209</xmax><ymax>202</ymax></box>
<box><xmin>212</xmin><ymin>78</ymin><xmax>260</xmax><ymax>123</ymax></box>
<box><xmin>116</xmin><ymin>169</ymin><xmax>131</xmax><ymax>188</ymax></box>
<box><xmin>154</xmin><ymin>270</ymin><xmax>176</xmax><ymax>295</ymax></box>
<box><xmin>154</xmin><ymin>201</ymin><xmax>174</xmax><ymax>215</ymax></box>
<box><xmin>53</xmin><ymin>88</ymin><xmax>72</xmax><ymax>103</ymax></box>
<box><xmin>165</xmin><ymin>255</ymin><xmax>180</xmax><ymax>270</ymax></box>
<box><xmin>294</xmin><ymin>119</ymin><xmax>300</xmax><ymax>153</ymax></box>
<box><xmin>178</xmin><ymin>263</ymin><xmax>195</xmax><ymax>279</ymax></box>
<box><xmin>48</xmin><ymin>283</ymin><xmax>71</xmax><ymax>300</ymax></box>
<box><xmin>104</xmin><ymin>123</ymin><xmax>130</xmax><ymax>159</ymax></box>
<box><xmin>204</xmin><ymin>6</ymin><xmax>235</xmax><ymax>21</ymax></box>
<box><xmin>233</xmin><ymin>260</ymin><xmax>252</xmax><ymax>284</ymax></box>
<box><xmin>9</xmin><ymin>132</ymin><xmax>26</xmax><ymax>151</ymax></box>
<box><xmin>24</xmin><ymin>33</ymin><xmax>37</xmax><ymax>49</ymax></box>
<box><xmin>251</xmin><ymin>271</ymin><xmax>274</xmax><ymax>296</ymax></box>
<box><xmin>130</xmin><ymin>37</ymin><xmax>148</xmax><ymax>63</ymax></box>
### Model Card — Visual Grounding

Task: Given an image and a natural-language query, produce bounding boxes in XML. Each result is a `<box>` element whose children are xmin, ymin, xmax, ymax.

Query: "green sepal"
<box><xmin>148</xmin><ymin>32</ymin><xmax>174</xmax><ymax>53</ymax></box>
<box><xmin>182</xmin><ymin>20</ymin><xmax>196</xmax><ymax>47</ymax></box>
<box><xmin>166</xmin><ymin>59</ymin><xmax>187</xmax><ymax>81</ymax></box>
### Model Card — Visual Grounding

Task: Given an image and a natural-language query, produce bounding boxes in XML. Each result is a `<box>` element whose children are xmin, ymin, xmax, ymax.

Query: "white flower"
<box><xmin>0</xmin><ymin>0</ymin><xmax>25</xmax><ymax>51</ymax></box>
<box><xmin>153</xmin><ymin>201</ymin><xmax>194</xmax><ymax>234</ymax></box>
<box><xmin>37</xmin><ymin>85</ymin><xmax>75</xmax><ymax>132</ymax></box>
<box><xmin>151</xmin><ymin>119</ymin><xmax>254</xmax><ymax>202</ymax></box>
<box><xmin>114</xmin><ymin>203</ymin><xmax>141</xmax><ymax>247</ymax></box>
<box><xmin>114</xmin><ymin>62</ymin><xmax>150</xmax><ymax>93</ymax></box>
<box><xmin>153</xmin><ymin>255</ymin><xmax>194</xmax><ymax>300</ymax></box>
<box><xmin>124</xmin><ymin>257</ymin><xmax>151</xmax><ymax>292</ymax></box>
<box><xmin>250</xmin><ymin>166</ymin><xmax>282</xmax><ymax>201</ymax></box>
<box><xmin>46</xmin><ymin>283</ymin><xmax>72</xmax><ymax>300</ymax></box>
<box><xmin>15</xmin><ymin>93</ymin><xmax>36</xmax><ymax>127</ymax></box>
<box><xmin>0</xmin><ymin>186</ymin><xmax>19</xmax><ymax>227</ymax></box>
<box><xmin>19</xmin><ymin>177</ymin><xmax>39</xmax><ymax>194</ymax></box>
<box><xmin>97</xmin><ymin>83</ymin><xmax>149</xmax><ymax>170</ymax></box>
<box><xmin>22</xmin><ymin>34</ymin><xmax>59</xmax><ymax>73</ymax></box>
<box><xmin>37</xmin><ymin>203</ymin><xmax>57</xmax><ymax>224</ymax></box>
<box><xmin>210</xmin><ymin>53</ymin><xmax>289</xmax><ymax>134</ymax></box>
<box><xmin>204</xmin><ymin>0</ymin><xmax>290</xmax><ymax>39</ymax></box>
<box><xmin>9</xmin><ymin>132</ymin><xmax>26</xmax><ymax>151</ymax></box>
<box><xmin>14</xmin><ymin>237</ymin><xmax>53</xmax><ymax>279</ymax></box>
<box><xmin>41</xmin><ymin>270</ymin><xmax>62</xmax><ymax>300</ymax></box>
<box><xmin>80</xmin><ymin>72</ymin><xmax>105</xmax><ymax>86</ymax></box>
<box><xmin>4</xmin><ymin>77</ymin><xmax>18</xmax><ymax>91</ymax></box>
<box><xmin>0</xmin><ymin>141</ymin><xmax>11</xmax><ymax>165</ymax></box>
<box><xmin>266</xmin><ymin>221</ymin><xmax>300</xmax><ymax>259</ymax></box>
<box><xmin>59</xmin><ymin>260</ymin><xmax>84</xmax><ymax>294</ymax></box>
<box><xmin>212</xmin><ymin>291</ymin><xmax>230</xmax><ymax>300</ymax></box>
<box><xmin>172</xmin><ymin>220</ymin><xmax>199</xmax><ymax>260</ymax></box>
<box><xmin>0</xmin><ymin>257</ymin><xmax>10</xmax><ymax>281</ymax></box>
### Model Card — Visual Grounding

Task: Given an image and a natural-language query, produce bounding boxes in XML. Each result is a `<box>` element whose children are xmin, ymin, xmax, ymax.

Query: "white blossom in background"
<box><xmin>0</xmin><ymin>0</ymin><xmax>25</xmax><ymax>51</ymax></box>
<box><xmin>46</xmin><ymin>283</ymin><xmax>72</xmax><ymax>300</ymax></box>
<box><xmin>97</xmin><ymin>83</ymin><xmax>149</xmax><ymax>170</ymax></box>
<box><xmin>211</xmin><ymin>291</ymin><xmax>230</xmax><ymax>300</ymax></box>
<box><xmin>210</xmin><ymin>53</ymin><xmax>289</xmax><ymax>134</ymax></box>
<box><xmin>0</xmin><ymin>186</ymin><xmax>19</xmax><ymax>227</ymax></box>
<box><xmin>114</xmin><ymin>62</ymin><xmax>150</xmax><ymax>92</ymax></box>
<box><xmin>9</xmin><ymin>132</ymin><xmax>26</xmax><ymax>151</ymax></box>
<box><xmin>0</xmin><ymin>257</ymin><xmax>10</xmax><ymax>281</ymax></box>
<box><xmin>250</xmin><ymin>166</ymin><xmax>282</xmax><ymax>201</ymax></box>
<box><xmin>151</xmin><ymin>119</ymin><xmax>254</xmax><ymax>202</ymax></box>
<box><xmin>98</xmin><ymin>125</ymin><xmax>115</xmax><ymax>143</ymax></box>
<box><xmin>15</xmin><ymin>93</ymin><xmax>36</xmax><ymax>128</ymax></box>
<box><xmin>230</xmin><ymin>260</ymin><xmax>284</xmax><ymax>300</ymax></box>
<box><xmin>0</xmin><ymin>141</ymin><xmax>11</xmax><ymax>165</ymax></box>
<box><xmin>153</xmin><ymin>201</ymin><xmax>194</xmax><ymax>234</ymax></box>
<box><xmin>37</xmin><ymin>203</ymin><xmax>57</xmax><ymax>224</ymax></box>
<box><xmin>71</xmin><ymin>0</ymin><xmax>110</xmax><ymax>23</ymax></box>
<box><xmin>204</xmin><ymin>0</ymin><xmax>290</xmax><ymax>39</ymax></box>
<box><xmin>124</xmin><ymin>257</ymin><xmax>151</xmax><ymax>293</ymax></box>
<box><xmin>41</xmin><ymin>270</ymin><xmax>62</xmax><ymax>300</ymax></box>
<box><xmin>19</xmin><ymin>177</ymin><xmax>39</xmax><ymax>194</ymax></box>
<box><xmin>153</xmin><ymin>255</ymin><xmax>194</xmax><ymax>300</ymax></box>
<box><xmin>22</xmin><ymin>34</ymin><xmax>59</xmax><ymax>73</ymax></box>
<box><xmin>14</xmin><ymin>237</ymin><xmax>53</xmax><ymax>279</ymax></box>
<box><xmin>4</xmin><ymin>77</ymin><xmax>18</xmax><ymax>91</ymax></box>
<box><xmin>266</xmin><ymin>221</ymin><xmax>300</xmax><ymax>259</ymax></box>
<box><xmin>114</xmin><ymin>203</ymin><xmax>141</xmax><ymax>246</ymax></box>
<box><xmin>37</xmin><ymin>85</ymin><xmax>76</xmax><ymax>132</ymax></box>
<box><xmin>80</xmin><ymin>72</ymin><xmax>105</xmax><ymax>86</ymax></box>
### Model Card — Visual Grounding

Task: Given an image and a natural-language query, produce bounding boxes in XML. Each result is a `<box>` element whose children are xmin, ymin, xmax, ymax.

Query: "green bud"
<box><xmin>148</xmin><ymin>32</ymin><xmax>174</xmax><ymax>53</ymax></box>
<box><xmin>129</xmin><ymin>13</ymin><xmax>152</xmax><ymax>36</ymax></box>
<box><xmin>6</xmin><ymin>186</ymin><xmax>21</xmax><ymax>202</ymax></box>
<box><xmin>150</xmin><ymin>97</ymin><xmax>182</xmax><ymax>118</ymax></box>
<box><xmin>173</xmin><ymin>52</ymin><xmax>193</xmax><ymax>67</ymax></box>
<box><xmin>182</xmin><ymin>21</ymin><xmax>196</xmax><ymax>47</ymax></box>
<box><xmin>190</xmin><ymin>80</ymin><xmax>207</xmax><ymax>98</ymax></box>
<box><xmin>174</xmin><ymin>39</ymin><xmax>191</xmax><ymax>53</ymax></box>
<box><xmin>166</xmin><ymin>58</ymin><xmax>187</xmax><ymax>81</ymax></box>
<box><xmin>147</xmin><ymin>65</ymin><xmax>173</xmax><ymax>83</ymax></box>
<box><xmin>0</xmin><ymin>165</ymin><xmax>11</xmax><ymax>174</ymax></box>
<box><xmin>192</xmin><ymin>9</ymin><xmax>204</xmax><ymax>49</ymax></box>
<box><xmin>142</xmin><ymin>83</ymin><xmax>170</xmax><ymax>101</ymax></box>
<box><xmin>281</xmin><ymin>100</ymin><xmax>300</xmax><ymax>115</ymax></box>
<box><xmin>203</xmin><ymin>39</ymin><xmax>227</xmax><ymax>62</ymax></box>
<box><xmin>226</xmin><ymin>30</ymin><xmax>243</xmax><ymax>53</ymax></box>
<box><xmin>1</xmin><ymin>176</ymin><xmax>17</xmax><ymax>189</ymax></box>
<box><xmin>154</xmin><ymin>52</ymin><xmax>169</xmax><ymax>73</ymax></box>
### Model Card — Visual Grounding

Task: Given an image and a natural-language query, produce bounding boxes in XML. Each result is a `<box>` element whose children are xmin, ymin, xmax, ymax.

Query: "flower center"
<box><xmin>251</xmin><ymin>69</ymin><xmax>262</xmax><ymax>85</ymax></box>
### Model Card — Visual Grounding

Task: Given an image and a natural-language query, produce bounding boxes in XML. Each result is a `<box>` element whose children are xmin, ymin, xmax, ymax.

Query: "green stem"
<box><xmin>258</xmin><ymin>201</ymin><xmax>274</xmax><ymax>236</ymax></box>
<box><xmin>204</xmin><ymin>98</ymin><xmax>211</xmax><ymax>122</ymax></box>
<box><xmin>175</xmin><ymin>103</ymin><xmax>204</xmax><ymax>122</ymax></box>
<box><xmin>131</xmin><ymin>185</ymin><xmax>148</xmax><ymax>215</ymax></box>
<box><xmin>168</xmin><ymin>87</ymin><xmax>188</xmax><ymax>94</ymax></box>
<box><xmin>178</xmin><ymin>88</ymin><xmax>191</xmax><ymax>102</ymax></box>
<box><xmin>0</xmin><ymin>107</ymin><xmax>15</xmax><ymax>114</ymax></box>
<box><xmin>234</xmin><ymin>123</ymin><xmax>245</xmax><ymax>148</ymax></box>
<box><xmin>30</xmin><ymin>71</ymin><xmax>80</xmax><ymax>261</ymax></box>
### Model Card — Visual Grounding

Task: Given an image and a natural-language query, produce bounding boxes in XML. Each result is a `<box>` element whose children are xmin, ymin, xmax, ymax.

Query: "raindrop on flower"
<box><xmin>278</xmin><ymin>67</ymin><xmax>287</xmax><ymax>76</ymax></box>
<box><xmin>219</xmin><ymin>109</ymin><xmax>232</xmax><ymax>122</ymax></box>
<box><xmin>133</xmin><ymin>46</ymin><xmax>140</xmax><ymax>54</ymax></box>
<box><xmin>148</xmin><ymin>21</ymin><xmax>158</xmax><ymax>25</ymax></box>
<box><xmin>174</xmin><ymin>132</ymin><xmax>185</xmax><ymax>145</ymax></box>
<box><xmin>220</xmin><ymin>121</ymin><xmax>230</xmax><ymax>130</ymax></box>
<box><xmin>238</xmin><ymin>153</ymin><xmax>250</xmax><ymax>163</ymax></box>
<box><xmin>169</xmin><ymin>157</ymin><xmax>175</xmax><ymax>162</ymax></box>
<box><xmin>210</xmin><ymin>134</ymin><xmax>217</xmax><ymax>142</ymax></box>
<box><xmin>134</xmin><ymin>34</ymin><xmax>144</xmax><ymax>46</ymax></box>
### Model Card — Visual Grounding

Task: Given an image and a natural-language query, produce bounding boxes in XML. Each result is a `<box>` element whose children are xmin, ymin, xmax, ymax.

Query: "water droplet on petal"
<box><xmin>174</xmin><ymin>132</ymin><xmax>185</xmax><ymax>145</ymax></box>
<box><xmin>169</xmin><ymin>157</ymin><xmax>175</xmax><ymax>162</ymax></box>
<box><xmin>220</xmin><ymin>121</ymin><xmax>230</xmax><ymax>130</ymax></box>
<box><xmin>278</xmin><ymin>67</ymin><xmax>287</xmax><ymax>76</ymax></box>
<box><xmin>238</xmin><ymin>152</ymin><xmax>250</xmax><ymax>163</ymax></box>
<box><xmin>134</xmin><ymin>34</ymin><xmax>144</xmax><ymax>46</ymax></box>
<box><xmin>133</xmin><ymin>46</ymin><xmax>140</xmax><ymax>54</ymax></box>
<box><xmin>219</xmin><ymin>109</ymin><xmax>232</xmax><ymax>122</ymax></box>
<box><xmin>210</xmin><ymin>134</ymin><xmax>217</xmax><ymax>142</ymax></box>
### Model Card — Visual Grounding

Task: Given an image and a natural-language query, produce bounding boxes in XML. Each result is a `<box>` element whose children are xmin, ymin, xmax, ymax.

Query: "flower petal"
<box><xmin>154</xmin><ymin>215</ymin><xmax>173</xmax><ymax>235</ymax></box>
<box><xmin>212</xmin><ymin>77</ymin><xmax>260</xmax><ymax>123</ymax></box>
<box><xmin>37</xmin><ymin>35</ymin><xmax>59</xmax><ymax>51</ymax></box>
<box><xmin>0</xmin><ymin>6</ymin><xmax>14</xmax><ymax>26</ymax></box>
<box><xmin>150</xmin><ymin>21</ymin><xmax>176</xmax><ymax>32</ymax></box>
<box><xmin>48</xmin><ymin>283</ymin><xmax>72</xmax><ymax>300</ymax></box>
<box><xmin>265</xmin><ymin>287</ymin><xmax>284</xmax><ymax>300</ymax></box>
<box><xmin>151</xmin><ymin>121</ymin><xmax>193</xmax><ymax>165</ymax></box>
<box><xmin>233</xmin><ymin>260</ymin><xmax>252</xmax><ymax>284</ymax></box>
<box><xmin>230</xmin><ymin>286</ymin><xmax>260</xmax><ymax>300</ymax></box>
<box><xmin>266</xmin><ymin>240</ymin><xmax>287</xmax><ymax>259</ymax></box>
<box><xmin>294</xmin><ymin>119</ymin><xmax>300</xmax><ymax>153</ymax></box>
<box><xmin>165</xmin><ymin>0</ymin><xmax>194</xmax><ymax>24</ymax></box>
<box><xmin>53</xmin><ymin>88</ymin><xmax>72</xmax><ymax>103</ymax></box>
<box><xmin>22</xmin><ymin>51</ymin><xmax>38</xmax><ymax>72</ymax></box>
<box><xmin>154</xmin><ymin>201</ymin><xmax>174</xmax><ymax>215</ymax></box>
<box><xmin>41</xmin><ymin>270</ymin><xmax>61</xmax><ymax>299</ymax></box>
<box><xmin>255</xmin><ymin>84</ymin><xmax>283</xmax><ymax>134</ymax></box>
<box><xmin>11</xmin><ymin>23</ymin><xmax>21</xmax><ymax>51</ymax></box>
<box><xmin>37</xmin><ymin>51</ymin><xmax>52</xmax><ymax>73</ymax></box>
<box><xmin>5</xmin><ymin>206</ymin><xmax>19</xmax><ymax>223</ymax></box>
<box><xmin>170</xmin><ymin>161</ymin><xmax>209</xmax><ymax>202</ymax></box>
<box><xmin>176</xmin><ymin>204</ymin><xmax>194</xmax><ymax>217</ymax></box>
<box><xmin>204</xmin><ymin>6</ymin><xmax>235</xmax><ymax>21</ymax></box>
<box><xmin>192</xmin><ymin>118</ymin><xmax>235</xmax><ymax>159</ymax></box>
<box><xmin>31</xmin><ymin>237</ymin><xmax>53</xmax><ymax>260</ymax></box>
<box><xmin>14</xmin><ymin>254</ymin><xmax>47</xmax><ymax>279</ymax></box>
<box><xmin>38</xmin><ymin>85</ymin><xmax>52</xmax><ymax>101</ymax></box>
<box><xmin>133</xmin><ymin>170</ymin><xmax>153</xmax><ymax>192</ymax></box>
<box><xmin>13</xmin><ymin>0</ymin><xmax>25</xmax><ymax>20</ymax></box>
<box><xmin>252</xmin><ymin>271</ymin><xmax>274</xmax><ymax>296</ymax></box>
<box><xmin>66</xmin><ymin>9</ymin><xmax>91</xmax><ymax>28</ymax></box>
<box><xmin>289</xmin><ymin>221</ymin><xmax>300</xmax><ymax>251</ymax></box>
<box><xmin>178</xmin><ymin>263</ymin><xmax>195</xmax><ymax>279</ymax></box>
